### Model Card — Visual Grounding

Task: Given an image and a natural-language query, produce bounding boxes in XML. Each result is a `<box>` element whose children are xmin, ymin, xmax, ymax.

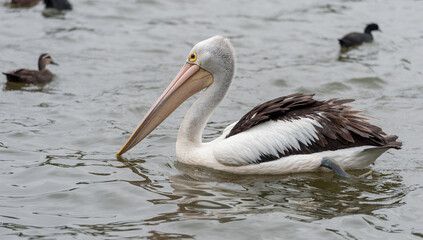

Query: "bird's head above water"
<box><xmin>186</xmin><ymin>35</ymin><xmax>235</xmax><ymax>80</ymax></box>
<box><xmin>364</xmin><ymin>23</ymin><xmax>380</xmax><ymax>34</ymax></box>
<box><xmin>117</xmin><ymin>35</ymin><xmax>237</xmax><ymax>155</ymax></box>
<box><xmin>38</xmin><ymin>53</ymin><xmax>59</xmax><ymax>71</ymax></box>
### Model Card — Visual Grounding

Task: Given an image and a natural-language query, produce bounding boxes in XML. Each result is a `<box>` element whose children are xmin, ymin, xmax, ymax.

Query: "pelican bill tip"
<box><xmin>116</xmin><ymin>149</ymin><xmax>125</xmax><ymax>156</ymax></box>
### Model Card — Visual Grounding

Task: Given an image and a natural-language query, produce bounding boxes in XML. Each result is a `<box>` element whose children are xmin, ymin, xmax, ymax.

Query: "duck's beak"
<box><xmin>51</xmin><ymin>61</ymin><xmax>59</xmax><ymax>66</ymax></box>
<box><xmin>117</xmin><ymin>63</ymin><xmax>213</xmax><ymax>156</ymax></box>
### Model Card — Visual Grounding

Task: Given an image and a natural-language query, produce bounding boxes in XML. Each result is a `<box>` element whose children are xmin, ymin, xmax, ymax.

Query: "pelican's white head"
<box><xmin>186</xmin><ymin>35</ymin><xmax>235</xmax><ymax>82</ymax></box>
<box><xmin>117</xmin><ymin>35</ymin><xmax>236</xmax><ymax>155</ymax></box>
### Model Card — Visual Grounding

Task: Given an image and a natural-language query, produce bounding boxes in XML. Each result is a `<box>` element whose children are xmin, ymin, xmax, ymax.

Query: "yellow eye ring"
<box><xmin>188</xmin><ymin>53</ymin><xmax>197</xmax><ymax>62</ymax></box>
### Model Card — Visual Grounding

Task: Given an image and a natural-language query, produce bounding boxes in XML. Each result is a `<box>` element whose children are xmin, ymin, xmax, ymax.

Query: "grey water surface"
<box><xmin>1</xmin><ymin>0</ymin><xmax>423</xmax><ymax>239</ymax></box>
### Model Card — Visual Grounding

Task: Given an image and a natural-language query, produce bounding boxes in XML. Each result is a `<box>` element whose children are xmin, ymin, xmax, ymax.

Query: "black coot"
<box><xmin>44</xmin><ymin>0</ymin><xmax>72</xmax><ymax>10</ymax></box>
<box><xmin>339</xmin><ymin>23</ymin><xmax>380</xmax><ymax>48</ymax></box>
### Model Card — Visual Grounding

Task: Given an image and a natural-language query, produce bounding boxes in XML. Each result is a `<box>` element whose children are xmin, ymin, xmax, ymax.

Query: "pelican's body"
<box><xmin>118</xmin><ymin>36</ymin><xmax>401</xmax><ymax>175</ymax></box>
<box><xmin>176</xmin><ymin>122</ymin><xmax>390</xmax><ymax>175</ymax></box>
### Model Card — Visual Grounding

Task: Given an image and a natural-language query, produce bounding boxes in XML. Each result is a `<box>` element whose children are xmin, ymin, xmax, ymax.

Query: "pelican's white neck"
<box><xmin>176</xmin><ymin>66</ymin><xmax>234</xmax><ymax>148</ymax></box>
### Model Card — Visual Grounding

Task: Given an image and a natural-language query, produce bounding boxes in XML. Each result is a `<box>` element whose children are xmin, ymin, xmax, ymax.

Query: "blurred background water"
<box><xmin>1</xmin><ymin>0</ymin><xmax>422</xmax><ymax>239</ymax></box>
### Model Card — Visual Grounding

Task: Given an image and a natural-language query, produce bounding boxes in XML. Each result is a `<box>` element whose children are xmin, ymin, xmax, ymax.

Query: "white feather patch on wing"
<box><xmin>213</xmin><ymin>117</ymin><xmax>323</xmax><ymax>166</ymax></box>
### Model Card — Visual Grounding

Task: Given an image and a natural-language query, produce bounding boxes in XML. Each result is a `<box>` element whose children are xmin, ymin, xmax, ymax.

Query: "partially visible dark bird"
<box><xmin>10</xmin><ymin>0</ymin><xmax>40</xmax><ymax>7</ymax></box>
<box><xmin>2</xmin><ymin>54</ymin><xmax>58</xmax><ymax>84</ymax></box>
<box><xmin>338</xmin><ymin>23</ymin><xmax>381</xmax><ymax>48</ymax></box>
<box><xmin>44</xmin><ymin>0</ymin><xmax>72</xmax><ymax>10</ymax></box>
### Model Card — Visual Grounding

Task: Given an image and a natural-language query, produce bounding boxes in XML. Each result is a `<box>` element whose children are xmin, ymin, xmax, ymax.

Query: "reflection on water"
<box><xmin>42</xmin><ymin>9</ymin><xmax>68</xmax><ymax>19</ymax></box>
<box><xmin>116</xmin><ymin>157</ymin><xmax>153</xmax><ymax>185</ymax></box>
<box><xmin>116</xmin><ymin>158</ymin><xmax>406</xmax><ymax>225</ymax></box>
<box><xmin>337</xmin><ymin>44</ymin><xmax>380</xmax><ymax>63</ymax></box>
<box><xmin>3</xmin><ymin>81</ymin><xmax>48</xmax><ymax>92</ymax></box>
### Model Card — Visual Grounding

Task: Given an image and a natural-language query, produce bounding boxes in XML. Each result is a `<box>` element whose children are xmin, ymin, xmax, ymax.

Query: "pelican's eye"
<box><xmin>188</xmin><ymin>53</ymin><xmax>197</xmax><ymax>62</ymax></box>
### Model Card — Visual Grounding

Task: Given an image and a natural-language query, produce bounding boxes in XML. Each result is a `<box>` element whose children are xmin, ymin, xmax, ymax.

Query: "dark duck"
<box><xmin>338</xmin><ymin>23</ymin><xmax>380</xmax><ymax>48</ymax></box>
<box><xmin>44</xmin><ymin>0</ymin><xmax>72</xmax><ymax>10</ymax></box>
<box><xmin>3</xmin><ymin>54</ymin><xmax>58</xmax><ymax>84</ymax></box>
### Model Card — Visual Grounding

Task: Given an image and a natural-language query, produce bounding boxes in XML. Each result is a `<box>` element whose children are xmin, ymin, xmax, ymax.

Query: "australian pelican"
<box><xmin>117</xmin><ymin>36</ymin><xmax>401</xmax><ymax>176</ymax></box>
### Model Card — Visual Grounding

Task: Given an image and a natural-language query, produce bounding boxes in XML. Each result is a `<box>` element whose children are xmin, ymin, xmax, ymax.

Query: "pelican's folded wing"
<box><xmin>213</xmin><ymin>93</ymin><xmax>401</xmax><ymax>166</ymax></box>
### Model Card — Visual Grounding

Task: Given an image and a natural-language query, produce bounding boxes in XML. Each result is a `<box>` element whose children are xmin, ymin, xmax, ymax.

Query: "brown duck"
<box><xmin>11</xmin><ymin>0</ymin><xmax>40</xmax><ymax>7</ymax></box>
<box><xmin>3</xmin><ymin>54</ymin><xmax>58</xmax><ymax>84</ymax></box>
